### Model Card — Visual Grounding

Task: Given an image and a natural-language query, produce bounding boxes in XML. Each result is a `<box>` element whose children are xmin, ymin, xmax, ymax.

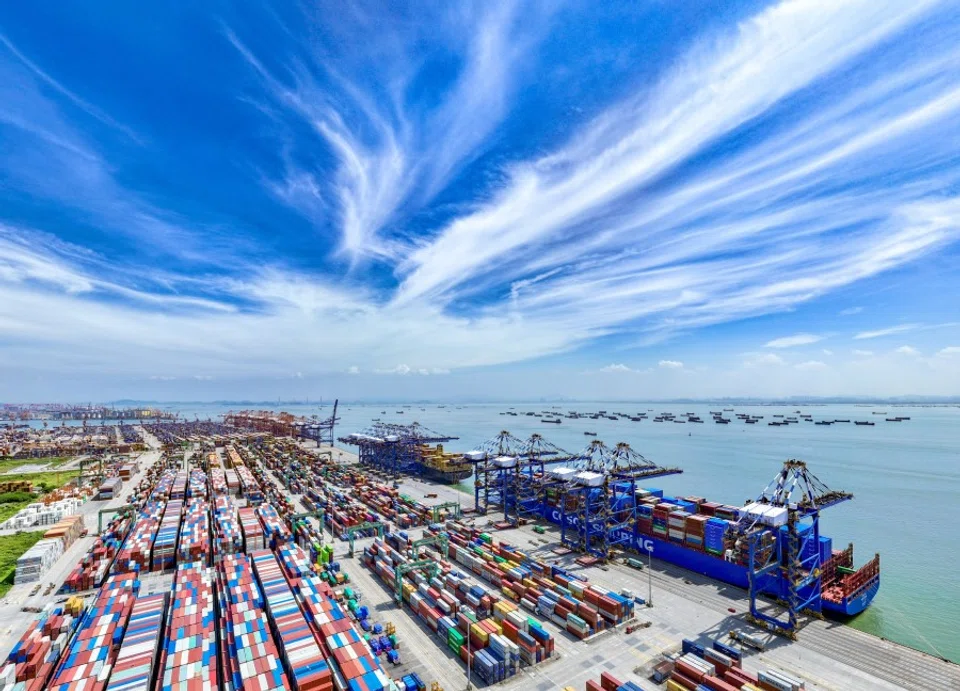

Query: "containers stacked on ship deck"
<box><xmin>178</xmin><ymin>499</ymin><xmax>210</xmax><ymax>566</ymax></box>
<box><xmin>49</xmin><ymin>573</ymin><xmax>138</xmax><ymax>691</ymax></box>
<box><xmin>63</xmin><ymin>515</ymin><xmax>133</xmax><ymax>593</ymax></box>
<box><xmin>112</xmin><ymin>501</ymin><xmax>165</xmax><ymax>574</ymax></box>
<box><xmin>257</xmin><ymin>503</ymin><xmax>292</xmax><ymax>549</ymax></box>
<box><xmin>219</xmin><ymin>553</ymin><xmax>291</xmax><ymax>691</ymax></box>
<box><xmin>363</xmin><ymin>538</ymin><xmax>553</xmax><ymax>682</ymax></box>
<box><xmin>250</xmin><ymin>550</ymin><xmax>335</xmax><ymax>691</ymax></box>
<box><xmin>240</xmin><ymin>507</ymin><xmax>265</xmax><ymax>552</ymax></box>
<box><xmin>187</xmin><ymin>469</ymin><xmax>208</xmax><ymax>500</ymax></box>
<box><xmin>213</xmin><ymin>496</ymin><xmax>243</xmax><ymax>556</ymax></box>
<box><xmin>1</xmin><ymin>602</ymin><xmax>82</xmax><ymax>690</ymax></box>
<box><xmin>158</xmin><ymin>561</ymin><xmax>219</xmax><ymax>691</ymax></box>
<box><xmin>104</xmin><ymin>593</ymin><xmax>167</xmax><ymax>691</ymax></box>
<box><xmin>150</xmin><ymin>499</ymin><xmax>183</xmax><ymax>572</ymax></box>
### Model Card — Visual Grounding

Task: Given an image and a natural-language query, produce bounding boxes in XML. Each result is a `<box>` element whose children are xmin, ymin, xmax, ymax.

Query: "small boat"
<box><xmin>541</xmin><ymin>419</ymin><xmax>561</xmax><ymax>424</ymax></box>
<box><xmin>584</xmin><ymin>431</ymin><xmax>597</xmax><ymax>436</ymax></box>
<box><xmin>885</xmin><ymin>418</ymin><xmax>901</xmax><ymax>422</ymax></box>
<box><xmin>855</xmin><ymin>421</ymin><xmax>875</xmax><ymax>426</ymax></box>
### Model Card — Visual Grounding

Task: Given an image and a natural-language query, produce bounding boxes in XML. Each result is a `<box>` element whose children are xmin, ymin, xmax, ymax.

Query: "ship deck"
<box><xmin>372</xmin><ymin>464</ymin><xmax>960</xmax><ymax>691</ymax></box>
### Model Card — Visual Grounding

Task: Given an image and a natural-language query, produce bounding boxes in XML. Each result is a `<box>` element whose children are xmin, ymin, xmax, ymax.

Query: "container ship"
<box><xmin>533</xmin><ymin>483</ymin><xmax>880</xmax><ymax>618</ymax></box>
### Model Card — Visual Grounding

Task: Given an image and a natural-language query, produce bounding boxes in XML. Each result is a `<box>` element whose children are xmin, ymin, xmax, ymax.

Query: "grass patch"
<box><xmin>0</xmin><ymin>531</ymin><xmax>46</xmax><ymax>597</ymax></box>
<box><xmin>0</xmin><ymin>456</ymin><xmax>73</xmax><ymax>473</ymax></box>
<box><xmin>0</xmin><ymin>470</ymin><xmax>80</xmax><ymax>489</ymax></box>
<box><xmin>0</xmin><ymin>491</ymin><xmax>35</xmax><ymax>503</ymax></box>
<box><xmin>0</xmin><ymin>499</ymin><xmax>38</xmax><ymax>524</ymax></box>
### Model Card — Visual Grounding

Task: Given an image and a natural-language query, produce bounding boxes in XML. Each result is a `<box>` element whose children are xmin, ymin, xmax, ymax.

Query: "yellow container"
<box><xmin>470</xmin><ymin>624</ymin><xmax>489</xmax><ymax>644</ymax></box>
<box><xmin>666</xmin><ymin>681</ymin><xmax>686</xmax><ymax>691</ymax></box>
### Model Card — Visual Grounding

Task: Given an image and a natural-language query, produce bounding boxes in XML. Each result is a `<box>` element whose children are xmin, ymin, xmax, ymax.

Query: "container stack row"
<box><xmin>103</xmin><ymin>593</ymin><xmax>166</xmax><ymax>691</ymax></box>
<box><xmin>581</xmin><ymin>671</ymin><xmax>645</xmax><ymax>691</ymax></box>
<box><xmin>440</xmin><ymin>523</ymin><xmax>633</xmax><ymax>636</ymax></box>
<box><xmin>187</xmin><ymin>469</ymin><xmax>208</xmax><ymax>499</ymax></box>
<box><xmin>213</xmin><ymin>496</ymin><xmax>243</xmax><ymax>556</ymax></box>
<box><xmin>364</xmin><ymin>538</ymin><xmax>553</xmax><ymax>683</ymax></box>
<box><xmin>48</xmin><ymin>573</ymin><xmax>139</xmax><ymax>691</ymax></box>
<box><xmin>158</xmin><ymin>562</ymin><xmax>219</xmax><ymax>691</ymax></box>
<box><xmin>111</xmin><ymin>501</ymin><xmax>165</xmax><ymax>574</ymax></box>
<box><xmin>1</xmin><ymin>601</ymin><xmax>82</xmax><ymax>691</ymax></box>
<box><xmin>169</xmin><ymin>472</ymin><xmax>187</xmax><ymax>501</ymax></box>
<box><xmin>219</xmin><ymin>553</ymin><xmax>292</xmax><ymax>691</ymax></box>
<box><xmin>273</xmin><ymin>544</ymin><xmax>391</xmax><ymax>691</ymax></box>
<box><xmin>240</xmin><ymin>507</ymin><xmax>266</xmax><ymax>552</ymax></box>
<box><xmin>668</xmin><ymin>638</ymin><xmax>790</xmax><ymax>691</ymax></box>
<box><xmin>178</xmin><ymin>498</ymin><xmax>210</xmax><ymax>565</ymax></box>
<box><xmin>150</xmin><ymin>499</ymin><xmax>183</xmax><ymax>572</ymax></box>
<box><xmin>63</xmin><ymin>515</ymin><xmax>132</xmax><ymax>593</ymax></box>
<box><xmin>251</xmin><ymin>550</ymin><xmax>335</xmax><ymax>691</ymax></box>
<box><xmin>257</xmin><ymin>503</ymin><xmax>292</xmax><ymax>548</ymax></box>
<box><xmin>14</xmin><ymin>514</ymin><xmax>87</xmax><ymax>586</ymax></box>
<box><xmin>209</xmin><ymin>468</ymin><xmax>228</xmax><ymax>495</ymax></box>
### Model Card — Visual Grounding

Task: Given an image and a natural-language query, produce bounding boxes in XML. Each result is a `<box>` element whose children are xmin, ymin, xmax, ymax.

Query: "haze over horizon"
<box><xmin>2</xmin><ymin>1</ymin><xmax>960</xmax><ymax>401</ymax></box>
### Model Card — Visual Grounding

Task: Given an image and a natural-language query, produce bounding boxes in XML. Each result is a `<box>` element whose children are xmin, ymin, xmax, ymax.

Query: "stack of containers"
<box><xmin>652</xmin><ymin>503</ymin><xmax>674</xmax><ymax>537</ymax></box>
<box><xmin>178</xmin><ymin>499</ymin><xmax>210</xmax><ymax>565</ymax></box>
<box><xmin>240</xmin><ymin>507</ymin><xmax>265</xmax><ymax>552</ymax></box>
<box><xmin>112</xmin><ymin>501</ymin><xmax>165</xmax><ymax>574</ymax></box>
<box><xmin>15</xmin><ymin>539</ymin><xmax>65</xmax><ymax>584</ymax></box>
<box><xmin>236</xmin><ymin>467</ymin><xmax>263</xmax><ymax>504</ymax></box>
<box><xmin>670</xmin><ymin>640</ymin><xmax>760</xmax><ymax>691</ymax></box>
<box><xmin>63</xmin><ymin>515</ymin><xmax>132</xmax><ymax>592</ymax></box>
<box><xmin>104</xmin><ymin>593</ymin><xmax>167</xmax><ymax>691</ymax></box>
<box><xmin>668</xmin><ymin>510</ymin><xmax>689</xmax><ymax>544</ymax></box>
<box><xmin>169</xmin><ymin>472</ymin><xmax>187</xmax><ymax>501</ymax></box>
<box><xmin>48</xmin><ymin>573</ymin><xmax>138</xmax><ymax>691</ymax></box>
<box><xmin>150</xmin><ymin>499</ymin><xmax>183</xmax><ymax>571</ymax></box>
<box><xmin>158</xmin><ymin>562</ymin><xmax>219</xmax><ymax>691</ymax></box>
<box><xmin>1</xmin><ymin>605</ymin><xmax>81</xmax><ymax>690</ymax></box>
<box><xmin>213</xmin><ymin>496</ymin><xmax>243</xmax><ymax>556</ymax></box>
<box><xmin>257</xmin><ymin>503</ymin><xmax>292</xmax><ymax>548</ymax></box>
<box><xmin>209</xmin><ymin>468</ymin><xmax>228</xmax><ymax>495</ymax></box>
<box><xmin>225</xmin><ymin>470</ymin><xmax>241</xmax><ymax>494</ymax></box>
<box><xmin>274</xmin><ymin>544</ymin><xmax>389</xmax><ymax>691</ymax></box>
<box><xmin>705</xmin><ymin>519</ymin><xmax>729</xmax><ymax>556</ymax></box>
<box><xmin>250</xmin><ymin>550</ymin><xmax>334</xmax><ymax>691</ymax></box>
<box><xmin>187</xmin><ymin>469</ymin><xmax>208</xmax><ymax>499</ymax></box>
<box><xmin>685</xmin><ymin>515</ymin><xmax>708</xmax><ymax>551</ymax></box>
<box><xmin>151</xmin><ymin>471</ymin><xmax>175</xmax><ymax>501</ymax></box>
<box><xmin>219</xmin><ymin>554</ymin><xmax>291</xmax><ymax>691</ymax></box>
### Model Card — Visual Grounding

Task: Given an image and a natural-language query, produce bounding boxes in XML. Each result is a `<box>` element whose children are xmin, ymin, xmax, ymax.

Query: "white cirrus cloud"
<box><xmin>765</xmin><ymin>333</ymin><xmax>823</xmax><ymax>348</ymax></box>
<box><xmin>895</xmin><ymin>345</ymin><xmax>920</xmax><ymax>355</ymax></box>
<box><xmin>346</xmin><ymin>366</ymin><xmax>360</xmax><ymax>374</ymax></box>
<box><xmin>659</xmin><ymin>360</ymin><xmax>684</xmax><ymax>369</ymax></box>
<box><xmin>839</xmin><ymin>306</ymin><xmax>863</xmax><ymax>316</ymax></box>
<box><xmin>822</xmin><ymin>349</ymin><xmax>834</xmax><ymax>355</ymax></box>
<box><xmin>852</xmin><ymin>349</ymin><xmax>874</xmax><ymax>356</ymax></box>
<box><xmin>599</xmin><ymin>363</ymin><xmax>649</xmax><ymax>374</ymax></box>
<box><xmin>854</xmin><ymin>324</ymin><xmax>921</xmax><ymax>339</ymax></box>
<box><xmin>937</xmin><ymin>346</ymin><xmax>960</xmax><ymax>356</ymax></box>
<box><xmin>794</xmin><ymin>360</ymin><xmax>828</xmax><ymax>370</ymax></box>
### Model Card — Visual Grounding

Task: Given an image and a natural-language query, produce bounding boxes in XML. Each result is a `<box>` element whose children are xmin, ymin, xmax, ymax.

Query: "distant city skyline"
<box><xmin>1</xmin><ymin>1</ymin><xmax>959</xmax><ymax>400</ymax></box>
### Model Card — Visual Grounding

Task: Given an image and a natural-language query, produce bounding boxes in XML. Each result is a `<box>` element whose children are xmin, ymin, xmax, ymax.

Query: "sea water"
<box><xmin>25</xmin><ymin>400</ymin><xmax>959</xmax><ymax>661</ymax></box>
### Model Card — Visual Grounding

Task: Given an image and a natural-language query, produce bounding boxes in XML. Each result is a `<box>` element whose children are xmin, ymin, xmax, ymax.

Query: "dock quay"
<box><xmin>0</xmin><ymin>427</ymin><xmax>955</xmax><ymax>691</ymax></box>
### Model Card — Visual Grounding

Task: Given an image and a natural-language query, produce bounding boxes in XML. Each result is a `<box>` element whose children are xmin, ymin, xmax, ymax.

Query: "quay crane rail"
<box><xmin>735</xmin><ymin>459</ymin><xmax>853</xmax><ymax>638</ymax></box>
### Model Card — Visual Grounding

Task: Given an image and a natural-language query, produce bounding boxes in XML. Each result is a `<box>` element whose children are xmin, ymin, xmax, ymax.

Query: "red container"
<box><xmin>599</xmin><ymin>671</ymin><xmax>623</xmax><ymax>690</ymax></box>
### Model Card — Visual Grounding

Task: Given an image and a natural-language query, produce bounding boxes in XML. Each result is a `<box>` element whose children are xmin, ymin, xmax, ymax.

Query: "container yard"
<box><xmin>0</xmin><ymin>424</ymin><xmax>957</xmax><ymax>691</ymax></box>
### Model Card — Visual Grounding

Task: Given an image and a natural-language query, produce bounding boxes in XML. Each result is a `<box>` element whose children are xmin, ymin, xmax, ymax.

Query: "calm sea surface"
<box><xmin>23</xmin><ymin>401</ymin><xmax>959</xmax><ymax>660</ymax></box>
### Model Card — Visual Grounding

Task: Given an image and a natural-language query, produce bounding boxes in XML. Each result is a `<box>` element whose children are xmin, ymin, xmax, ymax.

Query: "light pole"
<box><xmin>647</xmin><ymin>546</ymin><xmax>653</xmax><ymax>607</ymax></box>
<box><xmin>465</xmin><ymin>624</ymin><xmax>472</xmax><ymax>690</ymax></box>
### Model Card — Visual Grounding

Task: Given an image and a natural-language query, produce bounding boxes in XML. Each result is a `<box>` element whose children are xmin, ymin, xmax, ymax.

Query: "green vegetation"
<box><xmin>0</xmin><ymin>491</ymin><xmax>35</xmax><ymax>503</ymax></box>
<box><xmin>0</xmin><ymin>531</ymin><xmax>46</xmax><ymax>597</ymax></box>
<box><xmin>0</xmin><ymin>456</ymin><xmax>73</xmax><ymax>473</ymax></box>
<box><xmin>0</xmin><ymin>470</ymin><xmax>80</xmax><ymax>489</ymax></box>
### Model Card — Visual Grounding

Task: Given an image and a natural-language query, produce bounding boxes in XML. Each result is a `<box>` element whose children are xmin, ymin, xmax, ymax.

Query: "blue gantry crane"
<box><xmin>558</xmin><ymin>440</ymin><xmax>683</xmax><ymax>558</ymax></box>
<box><xmin>735</xmin><ymin>459</ymin><xmax>853</xmax><ymax>638</ymax></box>
<box><xmin>339</xmin><ymin>422</ymin><xmax>464</xmax><ymax>481</ymax></box>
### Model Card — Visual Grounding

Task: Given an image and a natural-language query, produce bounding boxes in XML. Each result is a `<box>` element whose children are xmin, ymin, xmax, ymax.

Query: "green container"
<box><xmin>448</xmin><ymin>630</ymin><xmax>464</xmax><ymax>645</ymax></box>
<box><xmin>344</xmin><ymin>588</ymin><xmax>354</xmax><ymax>599</ymax></box>
<box><xmin>479</xmin><ymin>533</ymin><xmax>492</xmax><ymax>543</ymax></box>
<box><xmin>389</xmin><ymin>634</ymin><xmax>398</xmax><ymax>647</ymax></box>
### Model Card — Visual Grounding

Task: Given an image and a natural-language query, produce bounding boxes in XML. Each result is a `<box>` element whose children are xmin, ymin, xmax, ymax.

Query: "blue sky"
<box><xmin>2</xmin><ymin>0</ymin><xmax>960</xmax><ymax>401</ymax></box>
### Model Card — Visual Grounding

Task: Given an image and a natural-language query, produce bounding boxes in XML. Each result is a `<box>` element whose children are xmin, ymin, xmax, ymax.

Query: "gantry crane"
<box><xmin>559</xmin><ymin>440</ymin><xmax>682</xmax><ymax>558</ymax></box>
<box><xmin>345</xmin><ymin>521</ymin><xmax>387</xmax><ymax>557</ymax></box>
<box><xmin>394</xmin><ymin>559</ymin><xmax>440</xmax><ymax>605</ymax></box>
<box><xmin>735</xmin><ymin>459</ymin><xmax>853</xmax><ymax>638</ymax></box>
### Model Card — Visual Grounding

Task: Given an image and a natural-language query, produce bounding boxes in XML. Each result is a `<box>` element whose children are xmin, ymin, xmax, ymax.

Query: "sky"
<box><xmin>2</xmin><ymin>0</ymin><xmax>960</xmax><ymax>402</ymax></box>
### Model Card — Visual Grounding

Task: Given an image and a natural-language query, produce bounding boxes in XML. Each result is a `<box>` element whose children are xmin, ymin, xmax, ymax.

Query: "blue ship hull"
<box><xmin>538</xmin><ymin>504</ymin><xmax>878</xmax><ymax>618</ymax></box>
